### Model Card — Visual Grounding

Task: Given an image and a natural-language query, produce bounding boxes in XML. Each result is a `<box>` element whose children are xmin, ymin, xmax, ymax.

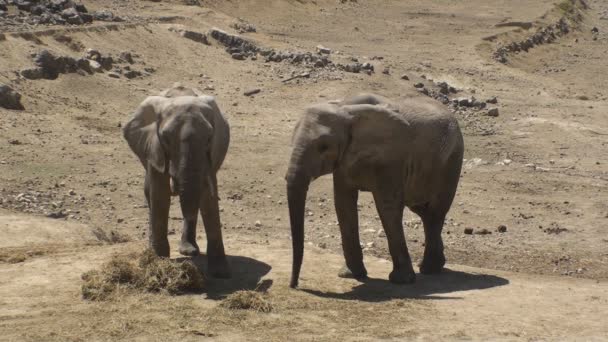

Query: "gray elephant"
<box><xmin>123</xmin><ymin>84</ymin><xmax>231</xmax><ymax>278</ymax></box>
<box><xmin>286</xmin><ymin>93</ymin><xmax>464</xmax><ymax>288</ymax></box>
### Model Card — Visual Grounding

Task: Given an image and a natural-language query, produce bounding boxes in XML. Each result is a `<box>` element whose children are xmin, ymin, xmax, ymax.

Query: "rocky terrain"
<box><xmin>1</xmin><ymin>0</ymin><xmax>607</xmax><ymax>340</ymax></box>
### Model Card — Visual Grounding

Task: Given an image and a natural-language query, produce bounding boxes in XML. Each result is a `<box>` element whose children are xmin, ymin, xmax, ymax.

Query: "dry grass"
<box><xmin>0</xmin><ymin>247</ymin><xmax>46</xmax><ymax>264</ymax></box>
<box><xmin>81</xmin><ymin>249</ymin><xmax>205</xmax><ymax>300</ymax></box>
<box><xmin>220</xmin><ymin>290</ymin><xmax>273</xmax><ymax>313</ymax></box>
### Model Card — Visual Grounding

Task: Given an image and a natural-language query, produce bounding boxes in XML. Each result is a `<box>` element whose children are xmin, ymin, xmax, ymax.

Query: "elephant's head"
<box><xmin>123</xmin><ymin>88</ymin><xmax>217</xmax><ymax>221</ymax></box>
<box><xmin>285</xmin><ymin>99</ymin><xmax>410</xmax><ymax>288</ymax></box>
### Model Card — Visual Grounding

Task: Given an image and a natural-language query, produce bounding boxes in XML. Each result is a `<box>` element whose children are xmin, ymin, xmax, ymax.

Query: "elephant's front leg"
<box><xmin>372</xmin><ymin>186</ymin><xmax>415</xmax><ymax>284</ymax></box>
<box><xmin>333</xmin><ymin>175</ymin><xmax>367</xmax><ymax>280</ymax></box>
<box><xmin>147</xmin><ymin>168</ymin><xmax>171</xmax><ymax>257</ymax></box>
<box><xmin>200</xmin><ymin>175</ymin><xmax>231</xmax><ymax>278</ymax></box>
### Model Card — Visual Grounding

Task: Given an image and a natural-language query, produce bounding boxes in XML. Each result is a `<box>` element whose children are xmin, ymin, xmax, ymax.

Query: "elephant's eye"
<box><xmin>318</xmin><ymin>143</ymin><xmax>329</xmax><ymax>153</ymax></box>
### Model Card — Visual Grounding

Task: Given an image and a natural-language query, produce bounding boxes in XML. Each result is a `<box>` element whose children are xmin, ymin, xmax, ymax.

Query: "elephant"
<box><xmin>123</xmin><ymin>84</ymin><xmax>231</xmax><ymax>278</ymax></box>
<box><xmin>285</xmin><ymin>93</ymin><xmax>464</xmax><ymax>288</ymax></box>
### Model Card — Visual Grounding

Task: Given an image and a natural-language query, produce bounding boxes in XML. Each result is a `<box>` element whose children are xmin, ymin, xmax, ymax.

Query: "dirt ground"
<box><xmin>1</xmin><ymin>0</ymin><xmax>607</xmax><ymax>340</ymax></box>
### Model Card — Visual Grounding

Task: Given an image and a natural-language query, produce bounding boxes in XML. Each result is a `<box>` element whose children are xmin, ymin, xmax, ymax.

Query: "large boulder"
<box><xmin>0</xmin><ymin>85</ymin><xmax>25</xmax><ymax>110</ymax></box>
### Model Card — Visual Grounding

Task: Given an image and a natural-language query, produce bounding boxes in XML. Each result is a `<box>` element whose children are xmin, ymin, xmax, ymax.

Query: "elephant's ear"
<box><xmin>123</xmin><ymin>96</ymin><xmax>167</xmax><ymax>173</ymax></box>
<box><xmin>342</xmin><ymin>104</ymin><xmax>410</xmax><ymax>167</ymax></box>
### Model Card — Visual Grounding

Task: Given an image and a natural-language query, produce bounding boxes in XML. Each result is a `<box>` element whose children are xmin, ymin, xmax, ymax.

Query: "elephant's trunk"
<box><xmin>177</xmin><ymin>149</ymin><xmax>204</xmax><ymax>223</ymax></box>
<box><xmin>286</xmin><ymin>146</ymin><xmax>311</xmax><ymax>288</ymax></box>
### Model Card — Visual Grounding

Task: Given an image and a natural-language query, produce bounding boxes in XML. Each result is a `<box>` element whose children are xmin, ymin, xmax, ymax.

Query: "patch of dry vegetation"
<box><xmin>81</xmin><ymin>249</ymin><xmax>205</xmax><ymax>300</ymax></box>
<box><xmin>0</xmin><ymin>247</ymin><xmax>46</xmax><ymax>264</ymax></box>
<box><xmin>220</xmin><ymin>290</ymin><xmax>273</xmax><ymax>313</ymax></box>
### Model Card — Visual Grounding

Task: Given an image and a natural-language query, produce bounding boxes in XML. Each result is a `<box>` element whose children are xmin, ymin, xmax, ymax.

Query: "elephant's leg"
<box><xmin>372</xmin><ymin>188</ymin><xmax>415</xmax><ymax>284</ymax></box>
<box><xmin>333</xmin><ymin>176</ymin><xmax>367</xmax><ymax>280</ymax></box>
<box><xmin>147</xmin><ymin>168</ymin><xmax>171</xmax><ymax>257</ymax></box>
<box><xmin>412</xmin><ymin>204</ymin><xmax>447</xmax><ymax>274</ymax></box>
<box><xmin>178</xmin><ymin>211</ymin><xmax>200</xmax><ymax>257</ymax></box>
<box><xmin>200</xmin><ymin>175</ymin><xmax>231</xmax><ymax>278</ymax></box>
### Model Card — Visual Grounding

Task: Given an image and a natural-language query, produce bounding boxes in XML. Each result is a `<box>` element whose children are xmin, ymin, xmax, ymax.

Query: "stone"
<box><xmin>0</xmin><ymin>84</ymin><xmax>24</xmax><ymax>110</ymax></box>
<box><xmin>107</xmin><ymin>72</ymin><xmax>121</xmax><ymax>79</ymax></box>
<box><xmin>85</xmin><ymin>48</ymin><xmax>101</xmax><ymax>61</ymax></box>
<box><xmin>88</xmin><ymin>59</ymin><xmax>102</xmax><ymax>72</ymax></box>
<box><xmin>486</xmin><ymin>96</ymin><xmax>498</xmax><ymax>104</ymax></box>
<box><xmin>382</xmin><ymin>67</ymin><xmax>390</xmax><ymax>75</ymax></box>
<box><xmin>254</xmin><ymin>220</ymin><xmax>262</xmax><ymax>227</ymax></box>
<box><xmin>209</xmin><ymin>27</ymin><xmax>259</xmax><ymax>55</ymax></box>
<box><xmin>119</xmin><ymin>51</ymin><xmax>134</xmax><ymax>64</ymax></box>
<box><xmin>244</xmin><ymin>88</ymin><xmax>261</xmax><ymax>96</ymax></box>
<box><xmin>464</xmin><ymin>227</ymin><xmax>474</xmax><ymax>235</ymax></box>
<box><xmin>414</xmin><ymin>82</ymin><xmax>425</xmax><ymax>88</ymax></box>
<box><xmin>316</xmin><ymin>45</ymin><xmax>331</xmax><ymax>54</ymax></box>
<box><xmin>400</xmin><ymin>74</ymin><xmax>409</xmax><ymax>80</ymax></box>
<box><xmin>497</xmin><ymin>225</ymin><xmax>507</xmax><ymax>233</ymax></box>
<box><xmin>487</xmin><ymin>108</ymin><xmax>499</xmax><ymax>117</ymax></box>
<box><xmin>20</xmin><ymin>68</ymin><xmax>44</xmax><ymax>80</ymax></box>
<box><xmin>475</xmin><ymin>228</ymin><xmax>492</xmax><ymax>235</ymax></box>
<box><xmin>231</xmin><ymin>52</ymin><xmax>246</xmax><ymax>60</ymax></box>
<box><xmin>61</xmin><ymin>8</ymin><xmax>83</xmax><ymax>25</ymax></box>
<box><xmin>181</xmin><ymin>30</ymin><xmax>210</xmax><ymax>45</ymax></box>
<box><xmin>93</xmin><ymin>10</ymin><xmax>122</xmax><ymax>22</ymax></box>
<box><xmin>16</xmin><ymin>0</ymin><xmax>33</xmax><ymax>11</ymax></box>
<box><xmin>124</xmin><ymin>70</ymin><xmax>142</xmax><ymax>79</ymax></box>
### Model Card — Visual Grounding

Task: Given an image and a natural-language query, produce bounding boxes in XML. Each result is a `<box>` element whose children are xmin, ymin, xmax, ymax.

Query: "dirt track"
<box><xmin>1</xmin><ymin>0</ymin><xmax>607</xmax><ymax>340</ymax></box>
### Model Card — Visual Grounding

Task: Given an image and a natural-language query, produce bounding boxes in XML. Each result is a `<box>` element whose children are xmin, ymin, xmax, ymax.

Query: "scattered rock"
<box><xmin>382</xmin><ymin>67</ymin><xmax>390</xmax><ymax>75</ymax></box>
<box><xmin>497</xmin><ymin>225</ymin><xmax>507</xmax><ymax>233</ymax></box>
<box><xmin>486</xmin><ymin>96</ymin><xmax>498</xmax><ymax>104</ymax></box>
<box><xmin>92</xmin><ymin>10</ymin><xmax>122</xmax><ymax>22</ymax></box>
<box><xmin>475</xmin><ymin>228</ymin><xmax>492</xmax><ymax>235</ymax></box>
<box><xmin>231</xmin><ymin>52</ymin><xmax>246</xmax><ymax>60</ymax></box>
<box><xmin>576</xmin><ymin>95</ymin><xmax>589</xmax><ymax>101</ymax></box>
<box><xmin>231</xmin><ymin>21</ymin><xmax>256</xmax><ymax>33</ymax></box>
<box><xmin>119</xmin><ymin>52</ymin><xmax>134</xmax><ymax>64</ymax></box>
<box><xmin>107</xmin><ymin>72</ymin><xmax>121</xmax><ymax>79</ymax></box>
<box><xmin>414</xmin><ymin>82</ymin><xmax>425</xmax><ymax>88</ymax></box>
<box><xmin>254</xmin><ymin>220</ymin><xmax>262</xmax><ymax>227</ymax></box>
<box><xmin>244</xmin><ymin>88</ymin><xmax>261</xmax><ymax>96</ymax></box>
<box><xmin>180</xmin><ymin>30</ymin><xmax>210</xmax><ymax>45</ymax></box>
<box><xmin>487</xmin><ymin>108</ymin><xmax>500</xmax><ymax>117</ymax></box>
<box><xmin>0</xmin><ymin>84</ymin><xmax>24</xmax><ymax>110</ymax></box>
<box><xmin>316</xmin><ymin>45</ymin><xmax>331</xmax><ymax>54</ymax></box>
<box><xmin>88</xmin><ymin>60</ymin><xmax>102</xmax><ymax>72</ymax></box>
<box><xmin>492</xmin><ymin>1</ymin><xmax>585</xmax><ymax>63</ymax></box>
<box><xmin>400</xmin><ymin>74</ymin><xmax>410</xmax><ymax>80</ymax></box>
<box><xmin>464</xmin><ymin>227</ymin><xmax>474</xmax><ymax>235</ymax></box>
<box><xmin>124</xmin><ymin>70</ymin><xmax>142</xmax><ymax>79</ymax></box>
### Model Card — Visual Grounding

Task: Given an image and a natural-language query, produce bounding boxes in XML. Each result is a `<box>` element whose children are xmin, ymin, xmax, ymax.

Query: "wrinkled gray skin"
<box><xmin>123</xmin><ymin>84</ymin><xmax>230</xmax><ymax>278</ymax></box>
<box><xmin>286</xmin><ymin>93</ymin><xmax>464</xmax><ymax>288</ymax></box>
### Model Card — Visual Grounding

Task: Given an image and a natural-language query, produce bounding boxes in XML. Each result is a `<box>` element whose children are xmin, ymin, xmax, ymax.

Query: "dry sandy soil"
<box><xmin>1</xmin><ymin>0</ymin><xmax>607</xmax><ymax>340</ymax></box>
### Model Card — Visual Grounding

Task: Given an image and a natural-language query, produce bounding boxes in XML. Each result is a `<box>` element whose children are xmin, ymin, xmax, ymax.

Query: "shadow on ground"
<box><xmin>183</xmin><ymin>254</ymin><xmax>272</xmax><ymax>299</ymax></box>
<box><xmin>302</xmin><ymin>268</ymin><xmax>509</xmax><ymax>302</ymax></box>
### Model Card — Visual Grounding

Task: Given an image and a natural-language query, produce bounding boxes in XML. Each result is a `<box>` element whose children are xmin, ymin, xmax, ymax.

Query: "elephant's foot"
<box><xmin>208</xmin><ymin>256</ymin><xmax>231</xmax><ymax>279</ymax></box>
<box><xmin>338</xmin><ymin>264</ymin><xmax>368</xmax><ymax>280</ymax></box>
<box><xmin>419</xmin><ymin>249</ymin><xmax>445</xmax><ymax>274</ymax></box>
<box><xmin>389</xmin><ymin>268</ymin><xmax>416</xmax><ymax>284</ymax></box>
<box><xmin>178</xmin><ymin>240</ymin><xmax>200</xmax><ymax>257</ymax></box>
<box><xmin>150</xmin><ymin>239</ymin><xmax>170</xmax><ymax>258</ymax></box>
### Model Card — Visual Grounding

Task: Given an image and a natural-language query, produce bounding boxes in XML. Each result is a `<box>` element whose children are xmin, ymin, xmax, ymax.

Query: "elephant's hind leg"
<box><xmin>412</xmin><ymin>204</ymin><xmax>446</xmax><ymax>274</ymax></box>
<box><xmin>373</xmin><ymin>186</ymin><xmax>416</xmax><ymax>284</ymax></box>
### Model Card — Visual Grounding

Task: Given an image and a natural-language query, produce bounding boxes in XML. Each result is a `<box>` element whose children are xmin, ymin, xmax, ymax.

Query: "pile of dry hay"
<box><xmin>81</xmin><ymin>249</ymin><xmax>205</xmax><ymax>300</ymax></box>
<box><xmin>220</xmin><ymin>290</ymin><xmax>273</xmax><ymax>313</ymax></box>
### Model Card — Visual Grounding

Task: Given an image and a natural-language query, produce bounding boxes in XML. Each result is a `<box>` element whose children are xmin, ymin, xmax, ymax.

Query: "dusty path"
<box><xmin>0</xmin><ymin>213</ymin><xmax>607</xmax><ymax>341</ymax></box>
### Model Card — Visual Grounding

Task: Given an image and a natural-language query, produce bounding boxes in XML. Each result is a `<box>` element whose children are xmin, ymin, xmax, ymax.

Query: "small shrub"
<box><xmin>220</xmin><ymin>290</ymin><xmax>273</xmax><ymax>313</ymax></box>
<box><xmin>81</xmin><ymin>250</ymin><xmax>204</xmax><ymax>301</ymax></box>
